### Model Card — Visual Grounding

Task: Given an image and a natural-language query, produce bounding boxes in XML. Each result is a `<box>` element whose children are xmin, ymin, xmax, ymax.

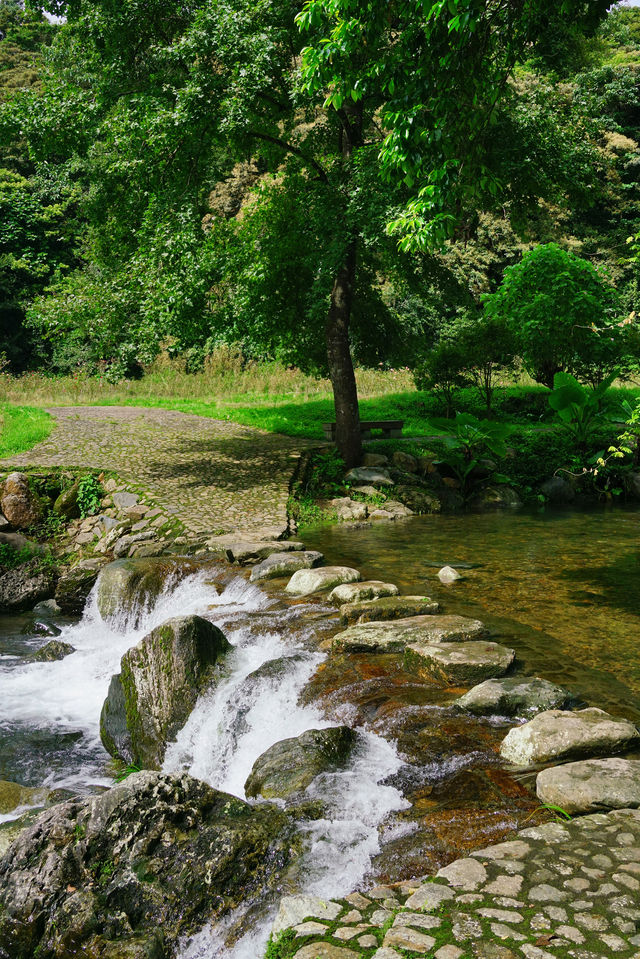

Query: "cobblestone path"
<box><xmin>1</xmin><ymin>406</ymin><xmax>313</xmax><ymax>538</ymax></box>
<box><xmin>275</xmin><ymin>809</ymin><xmax>640</xmax><ymax>958</ymax></box>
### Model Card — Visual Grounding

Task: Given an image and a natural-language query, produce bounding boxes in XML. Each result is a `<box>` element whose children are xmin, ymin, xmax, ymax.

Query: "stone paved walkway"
<box><xmin>274</xmin><ymin>809</ymin><xmax>640</xmax><ymax>958</ymax></box>
<box><xmin>0</xmin><ymin>406</ymin><xmax>312</xmax><ymax>539</ymax></box>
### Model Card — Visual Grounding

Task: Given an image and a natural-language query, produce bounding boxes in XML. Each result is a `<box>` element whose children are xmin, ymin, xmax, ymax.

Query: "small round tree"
<box><xmin>483</xmin><ymin>243</ymin><xmax>623</xmax><ymax>387</ymax></box>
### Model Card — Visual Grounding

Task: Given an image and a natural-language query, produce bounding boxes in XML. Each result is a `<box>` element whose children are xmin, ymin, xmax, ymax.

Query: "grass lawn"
<box><xmin>0</xmin><ymin>404</ymin><xmax>53</xmax><ymax>458</ymax></box>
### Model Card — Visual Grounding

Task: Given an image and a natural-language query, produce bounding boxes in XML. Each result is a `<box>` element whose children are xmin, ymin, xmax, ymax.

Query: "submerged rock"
<box><xmin>536</xmin><ymin>758</ymin><xmax>640</xmax><ymax>814</ymax></box>
<box><xmin>249</xmin><ymin>550</ymin><xmax>323</xmax><ymax>582</ymax></box>
<box><xmin>96</xmin><ymin>557</ymin><xmax>198</xmax><ymax>624</ymax></box>
<box><xmin>0</xmin><ymin>772</ymin><xmax>300</xmax><ymax>959</ymax></box>
<box><xmin>285</xmin><ymin>566</ymin><xmax>361</xmax><ymax>596</ymax></box>
<box><xmin>245</xmin><ymin>726</ymin><xmax>357</xmax><ymax>799</ymax></box>
<box><xmin>330</xmin><ymin>581</ymin><xmax>399</xmax><ymax>605</ymax></box>
<box><xmin>405</xmin><ymin>640</ymin><xmax>515</xmax><ymax>686</ymax></box>
<box><xmin>455</xmin><ymin>677</ymin><xmax>573</xmax><ymax>718</ymax></box>
<box><xmin>0</xmin><ymin>561</ymin><xmax>55</xmax><ymax>613</ymax></box>
<box><xmin>339</xmin><ymin>595</ymin><xmax>439</xmax><ymax>626</ymax></box>
<box><xmin>500</xmin><ymin>707</ymin><xmax>640</xmax><ymax>766</ymax></box>
<box><xmin>438</xmin><ymin>566</ymin><xmax>461</xmax><ymax>584</ymax></box>
<box><xmin>333</xmin><ymin>614</ymin><xmax>487</xmax><ymax>653</ymax></box>
<box><xmin>0</xmin><ymin>472</ymin><xmax>42</xmax><ymax>529</ymax></box>
<box><xmin>100</xmin><ymin>615</ymin><xmax>231</xmax><ymax>768</ymax></box>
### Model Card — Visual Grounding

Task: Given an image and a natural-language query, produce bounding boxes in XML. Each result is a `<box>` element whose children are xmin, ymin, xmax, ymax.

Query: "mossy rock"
<box><xmin>245</xmin><ymin>726</ymin><xmax>357</xmax><ymax>800</ymax></box>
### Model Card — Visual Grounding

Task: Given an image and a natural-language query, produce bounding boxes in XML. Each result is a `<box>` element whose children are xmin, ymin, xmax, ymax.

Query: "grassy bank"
<box><xmin>0</xmin><ymin>404</ymin><xmax>53</xmax><ymax>458</ymax></box>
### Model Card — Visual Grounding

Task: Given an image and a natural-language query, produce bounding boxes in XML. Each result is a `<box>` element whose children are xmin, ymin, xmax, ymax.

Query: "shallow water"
<box><xmin>305</xmin><ymin>504</ymin><xmax>640</xmax><ymax>722</ymax></box>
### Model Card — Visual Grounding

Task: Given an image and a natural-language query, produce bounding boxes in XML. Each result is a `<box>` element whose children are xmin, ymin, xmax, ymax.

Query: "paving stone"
<box><xmin>357</xmin><ymin>935</ymin><xmax>378</xmax><ymax>947</ymax></box>
<box><xmin>477</xmin><ymin>908</ymin><xmax>523</xmax><ymax>922</ymax></box>
<box><xmin>383</xmin><ymin>926</ymin><xmax>436</xmax><ymax>953</ymax></box>
<box><xmin>404</xmin><ymin>883</ymin><xmax>455</xmax><ymax>911</ymax></box>
<box><xmin>485</xmin><ymin>875</ymin><xmax>524</xmax><ymax>896</ymax></box>
<box><xmin>293</xmin><ymin>921</ymin><xmax>329</xmax><ymax>935</ymax></box>
<box><xmin>334</xmin><ymin>925</ymin><xmax>371</xmax><ymax>940</ymax></box>
<box><xmin>437</xmin><ymin>857</ymin><xmax>487</xmax><ymax>890</ymax></box>
<box><xmin>272</xmin><ymin>895</ymin><xmax>342</xmax><ymax>935</ymax></box>
<box><xmin>294</xmin><ymin>946</ymin><xmax>358</xmax><ymax>958</ymax></box>
<box><xmin>451</xmin><ymin>913</ymin><xmax>483</xmax><ymax>939</ymax></box>
<box><xmin>573</xmin><ymin>913</ymin><xmax>608</xmax><ymax>931</ymax></box>
<box><xmin>393</xmin><ymin>913</ymin><xmax>442</xmax><ymax>930</ymax></box>
<box><xmin>370</xmin><ymin>909</ymin><xmax>393</xmax><ymax>924</ymax></box>
<box><xmin>372</xmin><ymin>949</ymin><xmax>402</xmax><ymax>959</ymax></box>
<box><xmin>528</xmin><ymin>884</ymin><xmax>568</xmax><ymax>902</ymax></box>
<box><xmin>489</xmin><ymin>922</ymin><xmax>526</xmax><ymax>941</ymax></box>
<box><xmin>340</xmin><ymin>910</ymin><xmax>362</xmax><ymax>924</ymax></box>
<box><xmin>601</xmin><ymin>934</ymin><xmax>628</xmax><ymax>951</ymax></box>
<box><xmin>435</xmin><ymin>948</ymin><xmax>465</xmax><ymax>959</ymax></box>
<box><xmin>555</xmin><ymin>925</ymin><xmax>584</xmax><ymax>943</ymax></box>
<box><xmin>345</xmin><ymin>892</ymin><xmax>371</xmax><ymax>909</ymax></box>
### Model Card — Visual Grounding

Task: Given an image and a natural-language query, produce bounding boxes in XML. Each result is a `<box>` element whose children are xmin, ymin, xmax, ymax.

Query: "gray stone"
<box><xmin>541</xmin><ymin>476</ymin><xmax>574</xmax><ymax>504</ymax></box>
<box><xmin>112</xmin><ymin>491</ymin><xmax>139</xmax><ymax>509</ymax></box>
<box><xmin>405</xmin><ymin>639</ymin><xmax>515</xmax><ymax>686</ymax></box>
<box><xmin>536</xmin><ymin>758</ymin><xmax>640</xmax><ymax>814</ymax></box>
<box><xmin>346</xmin><ymin>467</ymin><xmax>394</xmax><ymax>486</ymax></box>
<box><xmin>285</xmin><ymin>566</ymin><xmax>361</xmax><ymax>596</ymax></box>
<box><xmin>272</xmin><ymin>894</ymin><xmax>343</xmax><ymax>935</ymax></box>
<box><xmin>362</xmin><ymin>453</ymin><xmax>388</xmax><ymax>468</ymax></box>
<box><xmin>294</xmin><ymin>946</ymin><xmax>359</xmax><ymax>958</ymax></box>
<box><xmin>0</xmin><ymin>472</ymin><xmax>43</xmax><ymax>529</ymax></box>
<box><xmin>223</xmin><ymin>540</ymin><xmax>305</xmax><ymax>564</ymax></box>
<box><xmin>0</xmin><ymin>780</ymin><xmax>48</xmax><ymax>815</ymax></box>
<box><xmin>330</xmin><ymin>497</ymin><xmax>369</xmax><ymax>522</ymax></box>
<box><xmin>113</xmin><ymin>530</ymin><xmax>157</xmax><ymax>559</ymax></box>
<box><xmin>250</xmin><ymin>550</ymin><xmax>323</xmax><ymax>582</ymax></box>
<box><xmin>55</xmin><ymin>565</ymin><xmax>101</xmax><ymax>615</ymax></box>
<box><xmin>340</xmin><ymin>595</ymin><xmax>439</xmax><ymax>626</ymax></box>
<box><xmin>0</xmin><ymin>561</ymin><xmax>54</xmax><ymax>613</ymax></box>
<box><xmin>384</xmin><ymin>926</ymin><xmax>435</xmax><ymax>953</ymax></box>
<box><xmin>330</xmin><ymin>581</ymin><xmax>399</xmax><ymax>605</ymax></box>
<box><xmin>500</xmin><ymin>708</ymin><xmax>640</xmax><ymax>766</ymax></box>
<box><xmin>96</xmin><ymin>557</ymin><xmax>198</xmax><ymax>624</ymax></box>
<box><xmin>333</xmin><ymin>614</ymin><xmax>487</xmax><ymax>653</ymax></box>
<box><xmin>436</xmin><ymin>858</ymin><xmax>487</xmax><ymax>890</ymax></box>
<box><xmin>455</xmin><ymin>677</ymin><xmax>572</xmax><ymax>718</ymax></box>
<box><xmin>100</xmin><ymin>615</ymin><xmax>230</xmax><ymax>768</ymax></box>
<box><xmin>404</xmin><ymin>883</ymin><xmax>455</xmax><ymax>911</ymax></box>
<box><xmin>438</xmin><ymin>566</ymin><xmax>461</xmax><ymax>584</ymax></box>
<box><xmin>245</xmin><ymin>726</ymin><xmax>357</xmax><ymax>799</ymax></box>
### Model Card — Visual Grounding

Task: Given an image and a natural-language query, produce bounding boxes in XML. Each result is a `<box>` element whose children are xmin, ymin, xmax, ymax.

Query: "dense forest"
<box><xmin>1</xmin><ymin>0</ymin><xmax>640</xmax><ymax>462</ymax></box>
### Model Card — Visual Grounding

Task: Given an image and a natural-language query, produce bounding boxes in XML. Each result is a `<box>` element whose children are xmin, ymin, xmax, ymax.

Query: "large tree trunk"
<box><xmin>326</xmin><ymin>239</ymin><xmax>361</xmax><ymax>468</ymax></box>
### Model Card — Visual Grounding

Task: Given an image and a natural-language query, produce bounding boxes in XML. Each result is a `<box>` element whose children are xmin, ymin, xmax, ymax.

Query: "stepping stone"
<box><xmin>536</xmin><ymin>758</ymin><xmax>640</xmax><ymax>814</ymax></box>
<box><xmin>334</xmin><ymin>615</ymin><xmax>487</xmax><ymax>654</ymax></box>
<box><xmin>455</xmin><ymin>677</ymin><xmax>572</xmax><ymax>718</ymax></box>
<box><xmin>330</xmin><ymin>581</ymin><xmax>399</xmax><ymax>605</ymax></box>
<box><xmin>222</xmin><ymin>540</ymin><xmax>305</xmax><ymax>564</ymax></box>
<box><xmin>339</xmin><ymin>595</ymin><xmax>439</xmax><ymax>626</ymax></box>
<box><xmin>405</xmin><ymin>640</ymin><xmax>515</xmax><ymax>686</ymax></box>
<box><xmin>250</xmin><ymin>550</ymin><xmax>323</xmax><ymax>582</ymax></box>
<box><xmin>500</xmin><ymin>708</ymin><xmax>640</xmax><ymax>766</ymax></box>
<box><xmin>285</xmin><ymin>566</ymin><xmax>361</xmax><ymax>596</ymax></box>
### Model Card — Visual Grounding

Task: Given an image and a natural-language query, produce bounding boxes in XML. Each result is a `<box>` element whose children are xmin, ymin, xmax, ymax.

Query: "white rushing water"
<box><xmin>0</xmin><ymin>568</ymin><xmax>408</xmax><ymax>959</ymax></box>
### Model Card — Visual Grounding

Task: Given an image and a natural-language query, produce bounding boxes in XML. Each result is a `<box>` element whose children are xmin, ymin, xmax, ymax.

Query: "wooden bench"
<box><xmin>322</xmin><ymin>420</ymin><xmax>404</xmax><ymax>441</ymax></box>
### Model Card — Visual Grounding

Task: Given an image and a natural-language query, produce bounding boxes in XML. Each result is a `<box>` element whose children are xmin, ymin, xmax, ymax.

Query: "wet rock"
<box><xmin>21</xmin><ymin>619</ymin><xmax>61</xmax><ymax>637</ymax></box>
<box><xmin>329</xmin><ymin>497</ymin><xmax>369</xmax><ymax>522</ymax></box>
<box><xmin>222</xmin><ymin>539</ymin><xmax>305</xmax><ymax>564</ymax></box>
<box><xmin>346</xmin><ymin>467</ymin><xmax>394</xmax><ymax>486</ymax></box>
<box><xmin>330</xmin><ymin>581</ymin><xmax>399</xmax><ymax>605</ymax></box>
<box><xmin>333</xmin><ymin>615</ymin><xmax>487</xmax><ymax>653</ymax></box>
<box><xmin>541</xmin><ymin>476</ymin><xmax>574</xmax><ymax>504</ymax></box>
<box><xmin>455</xmin><ymin>677</ymin><xmax>573</xmax><ymax>718</ymax></box>
<box><xmin>250</xmin><ymin>550</ymin><xmax>323</xmax><ymax>582</ymax></box>
<box><xmin>0</xmin><ymin>472</ymin><xmax>43</xmax><ymax>529</ymax></box>
<box><xmin>52</xmin><ymin>482</ymin><xmax>80</xmax><ymax>520</ymax></box>
<box><xmin>100</xmin><ymin>615</ymin><xmax>231</xmax><ymax>768</ymax></box>
<box><xmin>0</xmin><ymin>560</ymin><xmax>55</xmax><ymax>613</ymax></box>
<box><xmin>30</xmin><ymin>640</ymin><xmax>75</xmax><ymax>662</ymax></box>
<box><xmin>536</xmin><ymin>758</ymin><xmax>640</xmax><ymax>814</ymax></box>
<box><xmin>0</xmin><ymin>780</ymin><xmax>48</xmax><ymax>815</ymax></box>
<box><xmin>438</xmin><ymin>566</ymin><xmax>461</xmax><ymax>584</ymax></box>
<box><xmin>245</xmin><ymin>726</ymin><xmax>357</xmax><ymax>799</ymax></box>
<box><xmin>0</xmin><ymin>771</ymin><xmax>300</xmax><ymax>959</ymax></box>
<box><xmin>468</xmin><ymin>486</ymin><xmax>522</xmax><ymax>510</ymax></box>
<box><xmin>96</xmin><ymin>557</ymin><xmax>198</xmax><ymax>624</ymax></box>
<box><xmin>500</xmin><ymin>708</ymin><xmax>640</xmax><ymax>766</ymax></box>
<box><xmin>55</xmin><ymin>565</ymin><xmax>102</xmax><ymax>614</ymax></box>
<box><xmin>340</xmin><ymin>595</ymin><xmax>439</xmax><ymax>626</ymax></box>
<box><xmin>286</xmin><ymin>566</ymin><xmax>361</xmax><ymax>596</ymax></box>
<box><xmin>405</xmin><ymin>640</ymin><xmax>516</xmax><ymax>686</ymax></box>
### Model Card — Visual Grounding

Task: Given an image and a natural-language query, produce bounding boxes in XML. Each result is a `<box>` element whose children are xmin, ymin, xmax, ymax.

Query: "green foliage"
<box><xmin>484</xmin><ymin>243</ymin><xmax>631</xmax><ymax>388</ymax></box>
<box><xmin>0</xmin><ymin>402</ymin><xmax>52</xmax><ymax>456</ymax></box>
<box><xmin>414</xmin><ymin>335</ymin><xmax>473</xmax><ymax>419</ymax></box>
<box><xmin>76</xmin><ymin>474</ymin><xmax>101</xmax><ymax>517</ymax></box>
<box><xmin>429</xmin><ymin>413</ymin><xmax>513</xmax><ymax>497</ymax></box>
<box><xmin>264</xmin><ymin>930</ymin><xmax>298</xmax><ymax>959</ymax></box>
<box><xmin>113</xmin><ymin>762</ymin><xmax>141</xmax><ymax>784</ymax></box>
<box><xmin>0</xmin><ymin>541</ymin><xmax>36</xmax><ymax>569</ymax></box>
<box><xmin>548</xmin><ymin>371</ymin><xmax>617</xmax><ymax>446</ymax></box>
<box><xmin>305</xmin><ymin>449</ymin><xmax>346</xmax><ymax>498</ymax></box>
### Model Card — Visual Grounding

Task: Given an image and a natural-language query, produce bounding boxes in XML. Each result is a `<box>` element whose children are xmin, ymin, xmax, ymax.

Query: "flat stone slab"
<box><xmin>537</xmin><ymin>758</ymin><xmax>640</xmax><ymax>814</ymax></box>
<box><xmin>285</xmin><ymin>566</ymin><xmax>361</xmax><ymax>596</ymax></box>
<box><xmin>405</xmin><ymin>640</ymin><xmax>515</xmax><ymax>686</ymax></box>
<box><xmin>330</xmin><ymin>581</ymin><xmax>399</xmax><ymax>605</ymax></box>
<box><xmin>333</xmin><ymin>615</ymin><xmax>488</xmax><ymax>654</ymax></box>
<box><xmin>500</xmin><ymin>707</ymin><xmax>640</xmax><ymax>766</ymax></box>
<box><xmin>249</xmin><ymin>550</ymin><xmax>323</xmax><ymax>582</ymax></box>
<box><xmin>221</xmin><ymin>540</ymin><xmax>305</xmax><ymax>564</ymax></box>
<box><xmin>272</xmin><ymin>895</ymin><xmax>343</xmax><ymax>936</ymax></box>
<box><xmin>345</xmin><ymin>467</ymin><xmax>394</xmax><ymax>486</ymax></box>
<box><xmin>339</xmin><ymin>595</ymin><xmax>439</xmax><ymax>626</ymax></box>
<box><xmin>455</xmin><ymin>676</ymin><xmax>572</xmax><ymax>718</ymax></box>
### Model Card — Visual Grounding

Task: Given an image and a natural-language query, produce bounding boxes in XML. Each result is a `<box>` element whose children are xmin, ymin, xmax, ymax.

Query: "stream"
<box><xmin>1</xmin><ymin>504</ymin><xmax>640</xmax><ymax>956</ymax></box>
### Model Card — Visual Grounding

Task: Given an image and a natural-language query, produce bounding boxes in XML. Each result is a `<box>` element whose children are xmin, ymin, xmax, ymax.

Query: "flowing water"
<box><xmin>1</xmin><ymin>504</ymin><xmax>640</xmax><ymax>957</ymax></box>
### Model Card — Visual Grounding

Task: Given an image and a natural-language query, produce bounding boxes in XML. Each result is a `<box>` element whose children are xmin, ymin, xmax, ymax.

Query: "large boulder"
<box><xmin>404</xmin><ymin>640</ymin><xmax>515</xmax><ymax>686</ymax></box>
<box><xmin>0</xmin><ymin>473</ymin><xmax>43</xmax><ymax>529</ymax></box>
<box><xmin>249</xmin><ymin>550</ymin><xmax>323</xmax><ymax>582</ymax></box>
<box><xmin>0</xmin><ymin>771</ymin><xmax>300</xmax><ymax>959</ymax></box>
<box><xmin>455</xmin><ymin>677</ymin><xmax>573</xmax><ymax>718</ymax></box>
<box><xmin>339</xmin><ymin>595</ymin><xmax>439</xmax><ymax>626</ymax></box>
<box><xmin>540</xmin><ymin>476</ymin><xmax>575</xmax><ymax>504</ymax></box>
<box><xmin>329</xmin><ymin>581</ymin><xmax>399</xmax><ymax>605</ymax></box>
<box><xmin>30</xmin><ymin>640</ymin><xmax>75</xmax><ymax>662</ymax></box>
<box><xmin>52</xmin><ymin>482</ymin><xmax>80</xmax><ymax>521</ymax></box>
<box><xmin>55</xmin><ymin>565</ymin><xmax>102</xmax><ymax>614</ymax></box>
<box><xmin>285</xmin><ymin>566</ymin><xmax>361</xmax><ymax>596</ymax></box>
<box><xmin>468</xmin><ymin>485</ymin><xmax>522</xmax><ymax>510</ymax></box>
<box><xmin>0</xmin><ymin>561</ymin><xmax>55</xmax><ymax>613</ymax></box>
<box><xmin>100</xmin><ymin>615</ymin><xmax>231</xmax><ymax>768</ymax></box>
<box><xmin>500</xmin><ymin>707</ymin><xmax>640</xmax><ymax>766</ymax></box>
<box><xmin>96</xmin><ymin>557</ymin><xmax>198</xmax><ymax>624</ymax></box>
<box><xmin>333</xmin><ymin>614</ymin><xmax>487</xmax><ymax>653</ymax></box>
<box><xmin>245</xmin><ymin>727</ymin><xmax>357</xmax><ymax>799</ymax></box>
<box><xmin>536</xmin><ymin>758</ymin><xmax>640</xmax><ymax>814</ymax></box>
